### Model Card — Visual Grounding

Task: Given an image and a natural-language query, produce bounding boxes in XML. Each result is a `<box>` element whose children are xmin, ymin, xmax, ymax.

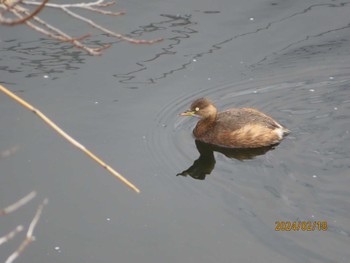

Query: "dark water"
<box><xmin>1</xmin><ymin>0</ymin><xmax>350</xmax><ymax>262</ymax></box>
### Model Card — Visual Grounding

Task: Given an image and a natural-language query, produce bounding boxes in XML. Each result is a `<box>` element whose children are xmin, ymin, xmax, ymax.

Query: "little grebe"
<box><xmin>180</xmin><ymin>98</ymin><xmax>289</xmax><ymax>148</ymax></box>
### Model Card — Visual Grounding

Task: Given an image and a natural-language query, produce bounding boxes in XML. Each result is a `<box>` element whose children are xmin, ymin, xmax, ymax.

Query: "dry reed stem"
<box><xmin>0</xmin><ymin>84</ymin><xmax>140</xmax><ymax>193</ymax></box>
<box><xmin>5</xmin><ymin>198</ymin><xmax>48</xmax><ymax>263</ymax></box>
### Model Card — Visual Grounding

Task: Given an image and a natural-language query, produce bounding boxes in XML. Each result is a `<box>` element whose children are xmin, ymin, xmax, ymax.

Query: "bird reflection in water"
<box><xmin>177</xmin><ymin>140</ymin><xmax>276</xmax><ymax>180</ymax></box>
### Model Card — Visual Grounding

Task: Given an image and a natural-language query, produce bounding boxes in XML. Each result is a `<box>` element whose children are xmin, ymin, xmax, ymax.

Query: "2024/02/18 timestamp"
<box><xmin>275</xmin><ymin>221</ymin><xmax>328</xmax><ymax>231</ymax></box>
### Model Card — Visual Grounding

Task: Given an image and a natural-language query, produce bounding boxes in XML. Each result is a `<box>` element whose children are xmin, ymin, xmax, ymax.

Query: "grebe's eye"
<box><xmin>195</xmin><ymin>107</ymin><xmax>200</xmax><ymax>111</ymax></box>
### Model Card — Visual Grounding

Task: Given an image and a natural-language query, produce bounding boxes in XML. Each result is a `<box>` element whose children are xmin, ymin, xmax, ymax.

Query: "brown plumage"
<box><xmin>180</xmin><ymin>98</ymin><xmax>290</xmax><ymax>148</ymax></box>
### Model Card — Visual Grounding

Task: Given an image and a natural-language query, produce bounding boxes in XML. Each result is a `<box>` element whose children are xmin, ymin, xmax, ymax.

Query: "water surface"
<box><xmin>1</xmin><ymin>0</ymin><xmax>349</xmax><ymax>262</ymax></box>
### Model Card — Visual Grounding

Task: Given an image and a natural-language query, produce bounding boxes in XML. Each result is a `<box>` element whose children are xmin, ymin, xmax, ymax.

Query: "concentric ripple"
<box><xmin>147</xmin><ymin>66</ymin><xmax>350</xmax><ymax>178</ymax></box>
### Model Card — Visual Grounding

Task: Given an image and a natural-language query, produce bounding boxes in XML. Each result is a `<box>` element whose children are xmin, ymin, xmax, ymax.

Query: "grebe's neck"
<box><xmin>193</xmin><ymin>113</ymin><xmax>217</xmax><ymax>138</ymax></box>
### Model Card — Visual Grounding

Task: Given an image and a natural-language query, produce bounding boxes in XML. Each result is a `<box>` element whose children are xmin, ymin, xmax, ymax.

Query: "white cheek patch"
<box><xmin>195</xmin><ymin>107</ymin><xmax>199</xmax><ymax>111</ymax></box>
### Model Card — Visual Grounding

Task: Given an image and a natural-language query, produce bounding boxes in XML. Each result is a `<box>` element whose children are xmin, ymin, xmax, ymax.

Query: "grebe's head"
<box><xmin>180</xmin><ymin>98</ymin><xmax>217</xmax><ymax>119</ymax></box>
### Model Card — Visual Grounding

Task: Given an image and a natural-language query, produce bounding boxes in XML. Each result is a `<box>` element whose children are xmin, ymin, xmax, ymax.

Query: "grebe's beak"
<box><xmin>179</xmin><ymin>110</ymin><xmax>195</xmax><ymax>116</ymax></box>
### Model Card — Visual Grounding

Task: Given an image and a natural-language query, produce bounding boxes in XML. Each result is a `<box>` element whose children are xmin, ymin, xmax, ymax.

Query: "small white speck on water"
<box><xmin>309</xmin><ymin>89</ymin><xmax>315</xmax><ymax>92</ymax></box>
<box><xmin>193</xmin><ymin>59</ymin><xmax>197</xmax><ymax>62</ymax></box>
<box><xmin>106</xmin><ymin>218</ymin><xmax>111</xmax><ymax>221</ymax></box>
<box><xmin>312</xmin><ymin>175</ymin><xmax>317</xmax><ymax>178</ymax></box>
<box><xmin>249</xmin><ymin>17</ymin><xmax>254</xmax><ymax>21</ymax></box>
<box><xmin>329</xmin><ymin>76</ymin><xmax>334</xmax><ymax>80</ymax></box>
<box><xmin>43</xmin><ymin>75</ymin><xmax>49</xmax><ymax>79</ymax></box>
<box><xmin>311</xmin><ymin>215</ymin><xmax>315</xmax><ymax>218</ymax></box>
<box><xmin>253</xmin><ymin>90</ymin><xmax>257</xmax><ymax>94</ymax></box>
<box><xmin>142</xmin><ymin>136</ymin><xmax>146</xmax><ymax>140</ymax></box>
<box><xmin>94</xmin><ymin>101</ymin><xmax>99</xmax><ymax>104</ymax></box>
<box><xmin>208</xmin><ymin>77</ymin><xmax>211</xmax><ymax>81</ymax></box>
<box><xmin>334</xmin><ymin>107</ymin><xmax>338</xmax><ymax>110</ymax></box>
<box><xmin>161</xmin><ymin>124</ymin><xmax>167</xmax><ymax>128</ymax></box>
<box><xmin>54</xmin><ymin>246</ymin><xmax>61</xmax><ymax>252</ymax></box>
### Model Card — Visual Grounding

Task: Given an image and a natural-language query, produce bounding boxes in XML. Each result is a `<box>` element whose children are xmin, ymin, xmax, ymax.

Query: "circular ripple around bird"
<box><xmin>147</xmin><ymin>67</ymin><xmax>350</xmax><ymax>178</ymax></box>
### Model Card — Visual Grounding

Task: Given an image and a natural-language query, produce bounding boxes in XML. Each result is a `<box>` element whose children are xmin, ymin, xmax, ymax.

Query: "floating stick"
<box><xmin>0</xmin><ymin>84</ymin><xmax>140</xmax><ymax>193</ymax></box>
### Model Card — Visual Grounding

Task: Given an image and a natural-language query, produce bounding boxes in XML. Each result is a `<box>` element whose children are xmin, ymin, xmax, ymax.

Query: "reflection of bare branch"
<box><xmin>5</xmin><ymin>199</ymin><xmax>48</xmax><ymax>263</ymax></box>
<box><xmin>0</xmin><ymin>0</ymin><xmax>162</xmax><ymax>55</ymax></box>
<box><xmin>0</xmin><ymin>191</ymin><xmax>37</xmax><ymax>216</ymax></box>
<box><xmin>0</xmin><ymin>84</ymin><xmax>140</xmax><ymax>193</ymax></box>
<box><xmin>0</xmin><ymin>145</ymin><xmax>19</xmax><ymax>158</ymax></box>
<box><xmin>27</xmin><ymin>199</ymin><xmax>47</xmax><ymax>236</ymax></box>
<box><xmin>0</xmin><ymin>192</ymin><xmax>47</xmax><ymax>263</ymax></box>
<box><xmin>0</xmin><ymin>226</ymin><xmax>24</xmax><ymax>246</ymax></box>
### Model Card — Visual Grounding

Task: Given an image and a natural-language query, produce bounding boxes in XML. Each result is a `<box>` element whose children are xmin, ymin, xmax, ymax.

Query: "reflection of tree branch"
<box><xmin>0</xmin><ymin>191</ymin><xmax>36</xmax><ymax>215</ymax></box>
<box><xmin>0</xmin><ymin>146</ymin><xmax>19</xmax><ymax>159</ymax></box>
<box><xmin>0</xmin><ymin>226</ymin><xmax>24</xmax><ymax>246</ymax></box>
<box><xmin>0</xmin><ymin>0</ymin><xmax>162</xmax><ymax>55</ymax></box>
<box><xmin>114</xmin><ymin>14</ymin><xmax>197</xmax><ymax>84</ymax></box>
<box><xmin>5</xmin><ymin>199</ymin><xmax>48</xmax><ymax>263</ymax></box>
<box><xmin>0</xmin><ymin>192</ymin><xmax>48</xmax><ymax>263</ymax></box>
